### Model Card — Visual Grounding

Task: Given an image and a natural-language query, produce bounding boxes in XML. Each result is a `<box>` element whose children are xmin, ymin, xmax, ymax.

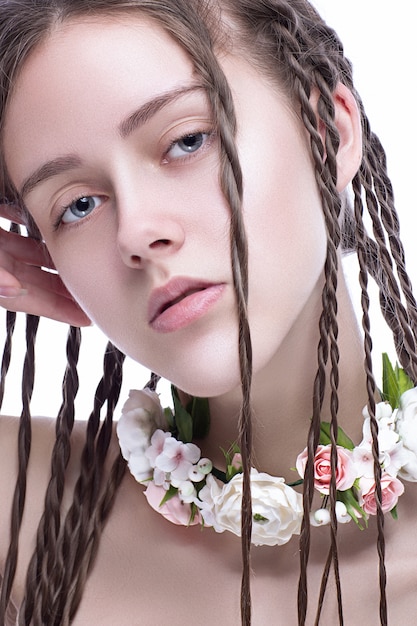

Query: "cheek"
<box><xmin>47</xmin><ymin>227</ymin><xmax>123</xmax><ymax>319</ymax></box>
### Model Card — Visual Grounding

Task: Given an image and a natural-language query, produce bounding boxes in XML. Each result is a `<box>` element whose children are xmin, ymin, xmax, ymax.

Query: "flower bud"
<box><xmin>335</xmin><ymin>501</ymin><xmax>351</xmax><ymax>524</ymax></box>
<box><xmin>197</xmin><ymin>458</ymin><xmax>213</xmax><ymax>475</ymax></box>
<box><xmin>178</xmin><ymin>480</ymin><xmax>197</xmax><ymax>503</ymax></box>
<box><xmin>189</xmin><ymin>466</ymin><xmax>205</xmax><ymax>482</ymax></box>
<box><xmin>310</xmin><ymin>508</ymin><xmax>330</xmax><ymax>526</ymax></box>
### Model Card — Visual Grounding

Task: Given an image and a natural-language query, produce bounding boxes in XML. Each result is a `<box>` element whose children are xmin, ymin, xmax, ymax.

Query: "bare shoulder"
<box><xmin>0</xmin><ymin>415</ymin><xmax>89</xmax><ymax>606</ymax></box>
<box><xmin>0</xmin><ymin>414</ymin><xmax>57</xmax><ymax>515</ymax></box>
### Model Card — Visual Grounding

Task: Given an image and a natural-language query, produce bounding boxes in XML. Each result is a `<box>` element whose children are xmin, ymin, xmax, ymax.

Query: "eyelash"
<box><xmin>53</xmin><ymin>195</ymin><xmax>103</xmax><ymax>231</ymax></box>
<box><xmin>162</xmin><ymin>128</ymin><xmax>216</xmax><ymax>164</ymax></box>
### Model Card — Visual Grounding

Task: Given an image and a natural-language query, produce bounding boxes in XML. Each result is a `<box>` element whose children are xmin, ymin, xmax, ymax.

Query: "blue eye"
<box><xmin>167</xmin><ymin>132</ymin><xmax>208</xmax><ymax>159</ymax></box>
<box><xmin>61</xmin><ymin>195</ymin><xmax>102</xmax><ymax>224</ymax></box>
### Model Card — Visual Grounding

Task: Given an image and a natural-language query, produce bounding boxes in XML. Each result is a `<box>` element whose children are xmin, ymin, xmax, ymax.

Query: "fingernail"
<box><xmin>0</xmin><ymin>287</ymin><xmax>28</xmax><ymax>298</ymax></box>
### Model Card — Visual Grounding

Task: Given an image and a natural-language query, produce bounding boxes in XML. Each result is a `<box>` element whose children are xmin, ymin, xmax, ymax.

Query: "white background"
<box><xmin>0</xmin><ymin>0</ymin><xmax>416</xmax><ymax>418</ymax></box>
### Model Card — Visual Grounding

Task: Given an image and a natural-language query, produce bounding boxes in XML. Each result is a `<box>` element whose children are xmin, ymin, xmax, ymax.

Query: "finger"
<box><xmin>0</xmin><ymin>203</ymin><xmax>26</xmax><ymax>226</ymax></box>
<box><xmin>0</xmin><ymin>257</ymin><xmax>91</xmax><ymax>326</ymax></box>
<box><xmin>1</xmin><ymin>285</ymin><xmax>91</xmax><ymax>327</ymax></box>
<box><xmin>0</xmin><ymin>227</ymin><xmax>55</xmax><ymax>270</ymax></box>
<box><xmin>0</xmin><ymin>266</ymin><xmax>26</xmax><ymax>298</ymax></box>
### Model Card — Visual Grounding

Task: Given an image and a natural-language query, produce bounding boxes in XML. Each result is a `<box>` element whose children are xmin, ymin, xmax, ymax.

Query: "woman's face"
<box><xmin>3</xmin><ymin>16</ymin><xmax>327</xmax><ymax>397</ymax></box>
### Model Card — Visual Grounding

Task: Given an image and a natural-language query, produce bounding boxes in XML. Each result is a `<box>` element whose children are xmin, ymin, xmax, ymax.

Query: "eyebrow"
<box><xmin>19</xmin><ymin>83</ymin><xmax>205</xmax><ymax>199</ymax></box>
<box><xmin>118</xmin><ymin>83</ymin><xmax>204</xmax><ymax>138</ymax></box>
<box><xmin>20</xmin><ymin>155</ymin><xmax>82</xmax><ymax>199</ymax></box>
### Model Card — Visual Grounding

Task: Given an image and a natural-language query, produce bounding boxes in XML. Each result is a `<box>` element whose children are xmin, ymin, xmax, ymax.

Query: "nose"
<box><xmin>117</xmin><ymin>208</ymin><xmax>185</xmax><ymax>269</ymax></box>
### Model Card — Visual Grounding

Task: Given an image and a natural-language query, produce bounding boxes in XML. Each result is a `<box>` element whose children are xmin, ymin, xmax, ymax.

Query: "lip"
<box><xmin>148</xmin><ymin>277</ymin><xmax>226</xmax><ymax>333</ymax></box>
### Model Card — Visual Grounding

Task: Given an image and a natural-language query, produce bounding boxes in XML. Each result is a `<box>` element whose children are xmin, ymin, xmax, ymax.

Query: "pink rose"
<box><xmin>296</xmin><ymin>445</ymin><xmax>357</xmax><ymax>495</ymax></box>
<box><xmin>144</xmin><ymin>482</ymin><xmax>201</xmax><ymax>526</ymax></box>
<box><xmin>358</xmin><ymin>473</ymin><xmax>404</xmax><ymax>515</ymax></box>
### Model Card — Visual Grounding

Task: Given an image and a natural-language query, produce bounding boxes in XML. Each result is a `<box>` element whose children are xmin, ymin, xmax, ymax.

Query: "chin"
<box><xmin>151</xmin><ymin>355</ymin><xmax>242</xmax><ymax>399</ymax></box>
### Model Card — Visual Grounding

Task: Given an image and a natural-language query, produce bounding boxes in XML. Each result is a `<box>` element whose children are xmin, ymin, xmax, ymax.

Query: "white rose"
<box><xmin>397</xmin><ymin>447</ymin><xmax>417</xmax><ymax>482</ymax></box>
<box><xmin>122</xmin><ymin>389</ymin><xmax>167</xmax><ymax>432</ymax></box>
<box><xmin>395</xmin><ymin>387</ymin><xmax>417</xmax><ymax>481</ymax></box>
<box><xmin>116</xmin><ymin>389</ymin><xmax>168</xmax><ymax>482</ymax></box>
<box><xmin>197</xmin><ymin>469</ymin><xmax>303</xmax><ymax>546</ymax></box>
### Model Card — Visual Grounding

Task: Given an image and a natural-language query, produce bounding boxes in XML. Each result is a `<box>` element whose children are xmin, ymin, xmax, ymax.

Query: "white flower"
<box><xmin>352</xmin><ymin>445</ymin><xmax>376</xmax><ymax>478</ymax></box>
<box><xmin>145</xmin><ymin>430</ymin><xmax>171</xmax><ymax>467</ymax></box>
<box><xmin>154</xmin><ymin>437</ymin><xmax>201</xmax><ymax>482</ymax></box>
<box><xmin>116</xmin><ymin>389</ymin><xmax>167</xmax><ymax>482</ymax></box>
<box><xmin>360</xmin><ymin>414</ymin><xmax>399</xmax><ymax>455</ymax></box>
<box><xmin>397</xmin><ymin>447</ymin><xmax>417</xmax><ymax>482</ymax></box>
<box><xmin>197</xmin><ymin>469</ymin><xmax>303</xmax><ymax>546</ymax></box>
<box><xmin>354</xmin><ymin>399</ymin><xmax>410</xmax><ymax>480</ymax></box>
<box><xmin>396</xmin><ymin>388</ymin><xmax>417</xmax><ymax>473</ymax></box>
<box><xmin>362</xmin><ymin>400</ymin><xmax>394</xmax><ymax>423</ymax></box>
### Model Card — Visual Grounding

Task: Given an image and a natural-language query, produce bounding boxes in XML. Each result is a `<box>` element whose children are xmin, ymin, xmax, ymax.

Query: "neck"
<box><xmin>200</xmin><ymin>267</ymin><xmax>367</xmax><ymax>479</ymax></box>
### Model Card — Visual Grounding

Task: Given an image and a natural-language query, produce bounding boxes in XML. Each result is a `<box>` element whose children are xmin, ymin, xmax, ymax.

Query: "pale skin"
<box><xmin>1</xmin><ymin>15</ymin><xmax>416</xmax><ymax>625</ymax></box>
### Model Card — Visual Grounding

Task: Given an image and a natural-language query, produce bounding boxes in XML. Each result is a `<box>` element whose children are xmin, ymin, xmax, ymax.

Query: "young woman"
<box><xmin>1</xmin><ymin>1</ymin><xmax>416</xmax><ymax>624</ymax></box>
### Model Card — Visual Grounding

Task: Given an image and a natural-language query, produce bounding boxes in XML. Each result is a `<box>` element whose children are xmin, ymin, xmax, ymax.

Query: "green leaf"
<box><xmin>164</xmin><ymin>407</ymin><xmax>175</xmax><ymax>430</ymax></box>
<box><xmin>337</xmin><ymin>488</ymin><xmax>368</xmax><ymax>530</ymax></box>
<box><xmin>390</xmin><ymin>505</ymin><xmax>399</xmax><ymax>521</ymax></box>
<box><xmin>382</xmin><ymin>353</ymin><xmax>400</xmax><ymax>409</ymax></box>
<box><xmin>189</xmin><ymin>502</ymin><xmax>199</xmax><ymax>525</ymax></box>
<box><xmin>287</xmin><ymin>479</ymin><xmax>304</xmax><ymax>487</ymax></box>
<box><xmin>170</xmin><ymin>386</ymin><xmax>210</xmax><ymax>443</ymax></box>
<box><xmin>171</xmin><ymin>386</ymin><xmax>193</xmax><ymax>443</ymax></box>
<box><xmin>188</xmin><ymin>396</ymin><xmax>210</xmax><ymax>440</ymax></box>
<box><xmin>319</xmin><ymin>422</ymin><xmax>355</xmax><ymax>450</ymax></box>
<box><xmin>397</xmin><ymin>367</ymin><xmax>414</xmax><ymax>398</ymax></box>
<box><xmin>381</xmin><ymin>353</ymin><xmax>414</xmax><ymax>409</ymax></box>
<box><xmin>159</xmin><ymin>485</ymin><xmax>178</xmax><ymax>507</ymax></box>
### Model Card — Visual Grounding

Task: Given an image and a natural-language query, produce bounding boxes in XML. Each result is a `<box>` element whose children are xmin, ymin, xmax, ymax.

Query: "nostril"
<box><xmin>149</xmin><ymin>239</ymin><xmax>171</xmax><ymax>249</ymax></box>
<box><xmin>130</xmin><ymin>254</ymin><xmax>141</xmax><ymax>265</ymax></box>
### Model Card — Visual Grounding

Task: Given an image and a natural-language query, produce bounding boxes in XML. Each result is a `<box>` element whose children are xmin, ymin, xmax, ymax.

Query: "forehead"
<box><xmin>3</xmin><ymin>16</ymin><xmax>196</xmax><ymax>185</ymax></box>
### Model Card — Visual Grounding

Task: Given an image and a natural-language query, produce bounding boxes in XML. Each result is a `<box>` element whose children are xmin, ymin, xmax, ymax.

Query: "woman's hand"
<box><xmin>0</xmin><ymin>208</ymin><xmax>91</xmax><ymax>326</ymax></box>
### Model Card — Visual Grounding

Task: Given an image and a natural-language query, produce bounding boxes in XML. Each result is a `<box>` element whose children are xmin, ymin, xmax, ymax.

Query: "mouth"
<box><xmin>148</xmin><ymin>277</ymin><xmax>225</xmax><ymax>333</ymax></box>
<box><xmin>158</xmin><ymin>287</ymin><xmax>205</xmax><ymax>316</ymax></box>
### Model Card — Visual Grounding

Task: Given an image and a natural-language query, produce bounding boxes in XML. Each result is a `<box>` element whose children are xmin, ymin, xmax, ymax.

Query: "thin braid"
<box><xmin>149</xmin><ymin>3</ymin><xmax>253</xmax><ymax>620</ymax></box>
<box><xmin>247</xmin><ymin>6</ymin><xmax>345</xmax><ymax>620</ymax></box>
<box><xmin>19</xmin><ymin>343</ymin><xmax>125</xmax><ymax>625</ymax></box>
<box><xmin>0</xmin><ymin>223</ymin><xmax>20</xmax><ymax>411</ymax></box>
<box><xmin>352</xmin><ymin>172</ymin><xmax>387</xmax><ymax>624</ymax></box>
<box><xmin>65</xmin><ymin>454</ymin><xmax>127</xmax><ymax>624</ymax></box>
<box><xmin>279</xmin><ymin>26</ymin><xmax>345</xmax><ymax>621</ymax></box>
<box><xmin>0</xmin><ymin>310</ymin><xmax>16</xmax><ymax>411</ymax></box>
<box><xmin>359</xmin><ymin>154</ymin><xmax>417</xmax><ymax>380</ymax></box>
<box><xmin>0</xmin><ymin>315</ymin><xmax>39</xmax><ymax>624</ymax></box>
<box><xmin>48</xmin><ymin>345</ymin><xmax>125</xmax><ymax>625</ymax></box>
<box><xmin>59</xmin><ymin>347</ymin><xmax>125</xmax><ymax>625</ymax></box>
<box><xmin>19</xmin><ymin>326</ymin><xmax>81</xmax><ymax>625</ymax></box>
<box><xmin>313</xmin><ymin>72</ymin><xmax>345</xmax><ymax>626</ymax></box>
<box><xmin>299</xmin><ymin>305</ymin><xmax>328</xmax><ymax>624</ymax></box>
<box><xmin>207</xmin><ymin>81</ymin><xmax>252</xmax><ymax>626</ymax></box>
<box><xmin>367</xmin><ymin>132</ymin><xmax>417</xmax><ymax>341</ymax></box>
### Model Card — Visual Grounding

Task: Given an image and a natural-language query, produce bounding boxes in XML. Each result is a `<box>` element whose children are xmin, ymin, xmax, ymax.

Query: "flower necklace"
<box><xmin>116</xmin><ymin>354</ymin><xmax>417</xmax><ymax>547</ymax></box>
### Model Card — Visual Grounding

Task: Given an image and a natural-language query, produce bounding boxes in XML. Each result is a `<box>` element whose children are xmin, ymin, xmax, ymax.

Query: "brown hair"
<box><xmin>0</xmin><ymin>1</ymin><xmax>416</xmax><ymax>624</ymax></box>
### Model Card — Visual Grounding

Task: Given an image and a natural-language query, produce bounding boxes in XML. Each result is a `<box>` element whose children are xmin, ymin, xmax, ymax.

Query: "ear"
<box><xmin>312</xmin><ymin>83</ymin><xmax>362</xmax><ymax>192</ymax></box>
